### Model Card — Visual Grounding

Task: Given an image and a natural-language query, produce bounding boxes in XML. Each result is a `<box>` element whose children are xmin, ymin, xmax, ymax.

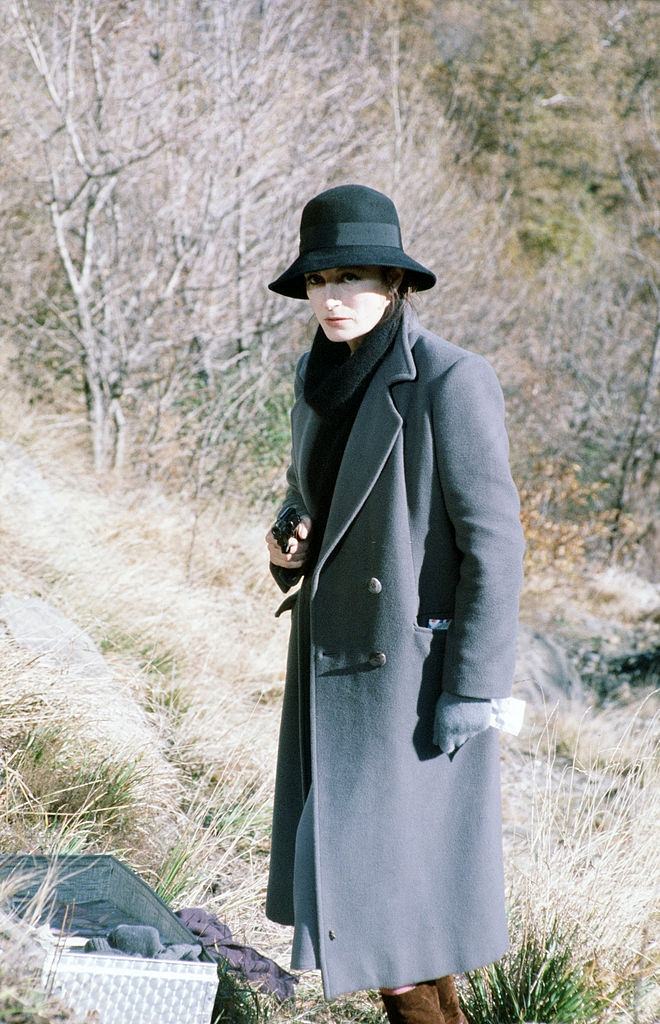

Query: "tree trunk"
<box><xmin>609</xmin><ymin>311</ymin><xmax>659</xmax><ymax>569</ymax></box>
<box><xmin>85</xmin><ymin>371</ymin><xmax>113</xmax><ymax>475</ymax></box>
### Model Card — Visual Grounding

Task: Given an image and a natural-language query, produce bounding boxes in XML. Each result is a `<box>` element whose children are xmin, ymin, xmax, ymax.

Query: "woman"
<box><xmin>264</xmin><ymin>185</ymin><xmax>524</xmax><ymax>1024</ymax></box>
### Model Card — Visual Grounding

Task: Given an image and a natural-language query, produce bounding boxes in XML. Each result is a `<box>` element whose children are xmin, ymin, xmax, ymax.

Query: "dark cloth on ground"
<box><xmin>176</xmin><ymin>906</ymin><xmax>297</xmax><ymax>1001</ymax></box>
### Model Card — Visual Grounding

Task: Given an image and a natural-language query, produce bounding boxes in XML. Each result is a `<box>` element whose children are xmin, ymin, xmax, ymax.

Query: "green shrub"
<box><xmin>462</xmin><ymin>919</ymin><xmax>607</xmax><ymax>1023</ymax></box>
<box><xmin>211</xmin><ymin>957</ymin><xmax>271</xmax><ymax>1024</ymax></box>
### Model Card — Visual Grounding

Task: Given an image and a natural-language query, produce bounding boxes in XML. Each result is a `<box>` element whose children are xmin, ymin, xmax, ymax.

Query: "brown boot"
<box><xmin>434</xmin><ymin>976</ymin><xmax>467</xmax><ymax>1024</ymax></box>
<box><xmin>381</xmin><ymin>981</ymin><xmax>446</xmax><ymax>1023</ymax></box>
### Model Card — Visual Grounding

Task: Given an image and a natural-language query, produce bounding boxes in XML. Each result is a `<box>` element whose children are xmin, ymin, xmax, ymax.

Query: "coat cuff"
<box><xmin>270</xmin><ymin>562</ymin><xmax>303</xmax><ymax>594</ymax></box>
<box><xmin>441</xmin><ymin>670</ymin><xmax>514</xmax><ymax>702</ymax></box>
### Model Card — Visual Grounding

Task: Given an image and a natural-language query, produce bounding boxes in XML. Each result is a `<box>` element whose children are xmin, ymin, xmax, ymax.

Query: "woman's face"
<box><xmin>304</xmin><ymin>266</ymin><xmax>401</xmax><ymax>351</ymax></box>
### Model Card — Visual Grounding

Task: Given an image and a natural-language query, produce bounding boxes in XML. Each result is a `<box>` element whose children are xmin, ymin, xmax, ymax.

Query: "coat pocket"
<box><xmin>412</xmin><ymin>621</ymin><xmax>449</xmax><ymax>653</ymax></box>
<box><xmin>316</xmin><ymin>650</ymin><xmax>385</xmax><ymax>677</ymax></box>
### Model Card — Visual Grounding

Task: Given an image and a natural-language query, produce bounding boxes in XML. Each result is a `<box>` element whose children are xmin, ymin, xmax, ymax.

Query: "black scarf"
<box><xmin>302</xmin><ymin>305</ymin><xmax>403</xmax><ymax>572</ymax></box>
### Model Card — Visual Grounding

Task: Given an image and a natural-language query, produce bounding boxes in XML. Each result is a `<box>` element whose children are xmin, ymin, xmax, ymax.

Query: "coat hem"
<box><xmin>264</xmin><ymin>906</ymin><xmax>295</xmax><ymax>928</ymax></box>
<box><xmin>321</xmin><ymin>936</ymin><xmax>511</xmax><ymax>1001</ymax></box>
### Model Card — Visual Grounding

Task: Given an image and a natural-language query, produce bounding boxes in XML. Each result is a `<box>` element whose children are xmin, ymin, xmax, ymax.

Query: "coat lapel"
<box><xmin>312</xmin><ymin>312</ymin><xmax>418</xmax><ymax>580</ymax></box>
<box><xmin>290</xmin><ymin>390</ymin><xmax>320</xmax><ymax>518</ymax></box>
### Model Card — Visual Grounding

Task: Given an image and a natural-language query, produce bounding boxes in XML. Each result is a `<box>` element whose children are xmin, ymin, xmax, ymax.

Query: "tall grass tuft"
<box><xmin>463</xmin><ymin>918</ymin><xmax>607</xmax><ymax>1023</ymax></box>
<box><xmin>153</xmin><ymin>750</ymin><xmax>273</xmax><ymax>911</ymax></box>
<box><xmin>1</xmin><ymin>721</ymin><xmax>156</xmax><ymax>859</ymax></box>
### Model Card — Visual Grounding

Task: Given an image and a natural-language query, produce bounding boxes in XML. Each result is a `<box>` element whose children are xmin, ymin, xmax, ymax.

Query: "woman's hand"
<box><xmin>266</xmin><ymin>515</ymin><xmax>312</xmax><ymax>569</ymax></box>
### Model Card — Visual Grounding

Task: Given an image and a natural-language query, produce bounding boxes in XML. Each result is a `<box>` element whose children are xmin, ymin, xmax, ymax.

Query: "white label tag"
<box><xmin>489</xmin><ymin>697</ymin><xmax>526</xmax><ymax>736</ymax></box>
<box><xmin>428</xmin><ymin>618</ymin><xmax>452</xmax><ymax>631</ymax></box>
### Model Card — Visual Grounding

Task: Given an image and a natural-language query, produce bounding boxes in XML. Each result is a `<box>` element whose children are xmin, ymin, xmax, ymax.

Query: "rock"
<box><xmin>514</xmin><ymin>625</ymin><xmax>584</xmax><ymax>707</ymax></box>
<box><xmin>0</xmin><ymin>593</ymin><xmax>110</xmax><ymax>679</ymax></box>
<box><xmin>0</xmin><ymin>441</ymin><xmax>60</xmax><ymax>513</ymax></box>
<box><xmin>0</xmin><ymin>592</ymin><xmax>184</xmax><ymax>854</ymax></box>
<box><xmin>0</xmin><ymin>591</ymin><xmax>157</xmax><ymax>758</ymax></box>
<box><xmin>608</xmin><ymin>645</ymin><xmax>659</xmax><ymax>686</ymax></box>
<box><xmin>577</xmin><ymin>641</ymin><xmax>660</xmax><ymax>699</ymax></box>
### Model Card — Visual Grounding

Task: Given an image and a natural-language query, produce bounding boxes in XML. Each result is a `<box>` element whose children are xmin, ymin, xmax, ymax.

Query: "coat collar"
<box><xmin>292</xmin><ymin>305</ymin><xmax>419</xmax><ymax>587</ymax></box>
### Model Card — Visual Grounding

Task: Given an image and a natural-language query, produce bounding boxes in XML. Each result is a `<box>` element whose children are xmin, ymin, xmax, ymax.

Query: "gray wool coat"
<box><xmin>266</xmin><ymin>307</ymin><xmax>525</xmax><ymax>999</ymax></box>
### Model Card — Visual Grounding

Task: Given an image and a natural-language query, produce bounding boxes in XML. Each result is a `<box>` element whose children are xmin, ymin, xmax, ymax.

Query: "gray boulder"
<box><xmin>514</xmin><ymin>625</ymin><xmax>583</xmax><ymax>707</ymax></box>
<box><xmin>0</xmin><ymin>442</ymin><xmax>60</xmax><ymax>513</ymax></box>
<box><xmin>0</xmin><ymin>593</ymin><xmax>111</xmax><ymax>680</ymax></box>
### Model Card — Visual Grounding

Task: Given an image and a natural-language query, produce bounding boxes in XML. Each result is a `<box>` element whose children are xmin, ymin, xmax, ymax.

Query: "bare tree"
<box><xmin>8</xmin><ymin>0</ymin><xmax>205</xmax><ymax>470</ymax></box>
<box><xmin>1</xmin><ymin>0</ymin><xmax>655</xmax><ymax>577</ymax></box>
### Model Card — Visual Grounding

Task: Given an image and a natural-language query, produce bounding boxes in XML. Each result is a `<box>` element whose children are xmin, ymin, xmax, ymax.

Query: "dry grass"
<box><xmin>585</xmin><ymin>568</ymin><xmax>660</xmax><ymax>624</ymax></box>
<box><xmin>0</xmin><ymin>637</ymin><xmax>184</xmax><ymax>869</ymax></box>
<box><xmin>0</xmin><ymin>378</ymin><xmax>289</xmax><ymax>702</ymax></box>
<box><xmin>521</xmin><ymin>558</ymin><xmax>660</xmax><ymax>635</ymax></box>
<box><xmin>0</xmin><ymin>385</ymin><xmax>658</xmax><ymax>1022</ymax></box>
<box><xmin>500</xmin><ymin>699</ymin><xmax>659</xmax><ymax>1023</ymax></box>
<box><xmin>0</xmin><ymin>447</ymin><xmax>287</xmax><ymax>694</ymax></box>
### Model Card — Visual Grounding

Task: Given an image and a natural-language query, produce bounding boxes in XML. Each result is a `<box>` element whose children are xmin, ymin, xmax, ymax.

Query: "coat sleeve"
<box><xmin>431</xmin><ymin>354</ymin><xmax>525</xmax><ymax>700</ymax></box>
<box><xmin>269</xmin><ymin>353</ymin><xmax>311</xmax><ymax>594</ymax></box>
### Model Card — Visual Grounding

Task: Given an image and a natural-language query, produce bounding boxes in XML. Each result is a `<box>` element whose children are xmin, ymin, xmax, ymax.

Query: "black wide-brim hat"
<box><xmin>268</xmin><ymin>184</ymin><xmax>436</xmax><ymax>299</ymax></box>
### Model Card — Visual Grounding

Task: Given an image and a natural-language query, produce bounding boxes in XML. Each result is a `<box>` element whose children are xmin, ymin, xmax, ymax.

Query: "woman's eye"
<box><xmin>342</xmin><ymin>272</ymin><xmax>360</xmax><ymax>282</ymax></box>
<box><xmin>305</xmin><ymin>275</ymin><xmax>323</xmax><ymax>288</ymax></box>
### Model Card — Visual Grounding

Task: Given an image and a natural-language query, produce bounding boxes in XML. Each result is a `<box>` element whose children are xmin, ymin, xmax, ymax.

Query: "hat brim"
<box><xmin>268</xmin><ymin>246</ymin><xmax>436</xmax><ymax>299</ymax></box>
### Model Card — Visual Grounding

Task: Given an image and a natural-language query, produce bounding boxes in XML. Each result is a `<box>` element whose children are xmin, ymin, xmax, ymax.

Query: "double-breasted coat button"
<box><xmin>328</xmin><ymin>930</ymin><xmax>336</xmax><ymax>940</ymax></box>
<box><xmin>369</xmin><ymin>651</ymin><xmax>387</xmax><ymax>667</ymax></box>
<box><xmin>367</xmin><ymin>577</ymin><xmax>382</xmax><ymax>594</ymax></box>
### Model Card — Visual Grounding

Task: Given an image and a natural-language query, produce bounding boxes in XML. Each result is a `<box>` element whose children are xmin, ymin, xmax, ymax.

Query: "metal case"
<box><xmin>0</xmin><ymin>854</ymin><xmax>218</xmax><ymax>1024</ymax></box>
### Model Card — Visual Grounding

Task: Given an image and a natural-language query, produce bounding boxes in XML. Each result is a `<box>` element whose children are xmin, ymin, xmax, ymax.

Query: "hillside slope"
<box><xmin>0</xmin><ymin>391</ymin><xmax>657</xmax><ymax>1023</ymax></box>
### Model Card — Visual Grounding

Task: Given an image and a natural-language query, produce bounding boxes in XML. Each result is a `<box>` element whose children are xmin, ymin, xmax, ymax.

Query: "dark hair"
<box><xmin>381</xmin><ymin>267</ymin><xmax>416</xmax><ymax>323</ymax></box>
<box><xmin>383</xmin><ymin>266</ymin><xmax>416</xmax><ymax>305</ymax></box>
